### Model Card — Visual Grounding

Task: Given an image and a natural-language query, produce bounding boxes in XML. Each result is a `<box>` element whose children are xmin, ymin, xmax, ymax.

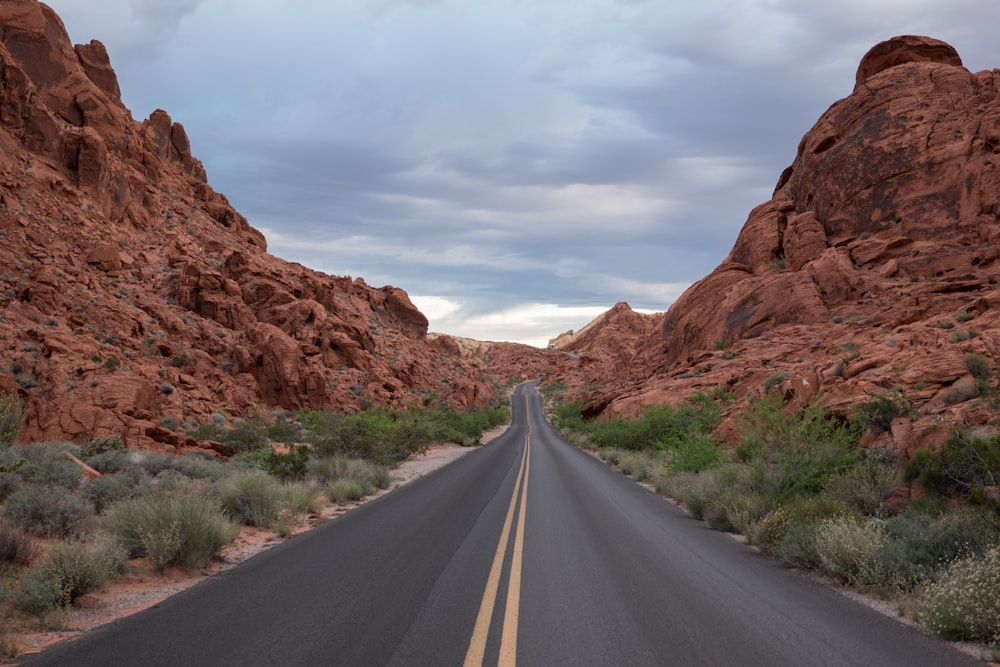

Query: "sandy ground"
<box><xmin>9</xmin><ymin>429</ymin><xmax>504</xmax><ymax>660</ymax></box>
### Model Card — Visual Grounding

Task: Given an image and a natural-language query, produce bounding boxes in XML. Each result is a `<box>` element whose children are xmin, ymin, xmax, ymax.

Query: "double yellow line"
<box><xmin>464</xmin><ymin>397</ymin><xmax>532</xmax><ymax>667</ymax></box>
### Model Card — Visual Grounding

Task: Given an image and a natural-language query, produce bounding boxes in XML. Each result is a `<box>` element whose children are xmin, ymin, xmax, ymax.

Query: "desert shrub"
<box><xmin>965</xmin><ymin>353</ymin><xmax>992</xmax><ymax>381</ymax></box>
<box><xmin>750</xmin><ymin>495</ymin><xmax>852</xmax><ymax>567</ymax></box>
<box><xmin>553</xmin><ymin>400</ymin><xmax>586</xmax><ymax>432</ymax></box>
<box><xmin>80</xmin><ymin>467</ymin><xmax>152</xmax><ymax>513</ymax></box>
<box><xmin>704</xmin><ymin>488</ymin><xmax>773</xmax><ymax>535</ymax></box>
<box><xmin>15</xmin><ymin>569</ymin><xmax>64</xmax><ymax>617</ymax></box>
<box><xmin>0</xmin><ymin>471</ymin><xmax>20</xmax><ymax>501</ymax></box>
<box><xmin>219</xmin><ymin>423</ymin><xmax>268</xmax><ymax>453</ymax></box>
<box><xmin>16</xmin><ymin>539</ymin><xmax>125</xmax><ymax>615</ymax></box>
<box><xmin>285</xmin><ymin>483</ymin><xmax>321</xmax><ymax>516</ymax></box>
<box><xmin>84</xmin><ymin>449</ymin><xmax>135</xmax><ymax>474</ymax></box>
<box><xmin>906</xmin><ymin>430</ymin><xmax>1000</xmax><ymax>507</ymax></box>
<box><xmin>855</xmin><ymin>391</ymin><xmax>910</xmax><ymax>433</ymax></box>
<box><xmin>3</xmin><ymin>485</ymin><xmax>93</xmax><ymax>537</ymax></box>
<box><xmin>814</xmin><ymin>516</ymin><xmax>889</xmax><ymax>584</ymax></box>
<box><xmin>305</xmin><ymin>455</ymin><xmax>352</xmax><ymax>484</ymax></box>
<box><xmin>598</xmin><ymin>448</ymin><xmax>621</xmax><ymax>466</ymax></box>
<box><xmin>103</xmin><ymin>494</ymin><xmax>238</xmax><ymax>570</ymax></box>
<box><xmin>325</xmin><ymin>478</ymin><xmax>369</xmax><ymax>503</ymax></box>
<box><xmin>218</xmin><ymin>471</ymin><xmax>284</xmax><ymax>527</ymax></box>
<box><xmin>920</xmin><ymin>546</ymin><xmax>1000</xmax><ymax>643</ymax></box>
<box><xmin>166</xmin><ymin>452</ymin><xmax>228</xmax><ymax>481</ymax></box>
<box><xmin>658</xmin><ymin>467</ymin><xmax>734</xmax><ymax>521</ymax></box>
<box><xmin>0</xmin><ymin>391</ymin><xmax>25</xmax><ymax>446</ymax></box>
<box><xmin>186</xmin><ymin>422</ymin><xmax>223</xmax><ymax>441</ymax></box>
<box><xmin>254</xmin><ymin>446</ymin><xmax>310</xmax><ymax>482</ymax></box>
<box><xmin>821</xmin><ymin>455</ymin><xmax>897</xmax><ymax>516</ymax></box>
<box><xmin>266</xmin><ymin>417</ymin><xmax>302</xmax><ymax>443</ymax></box>
<box><xmin>617</xmin><ymin>452</ymin><xmax>655</xmax><ymax>482</ymax></box>
<box><xmin>0</xmin><ymin>522</ymin><xmax>36</xmax><ymax>568</ymax></box>
<box><xmin>16</xmin><ymin>442</ymin><xmax>84</xmax><ymax>489</ymax></box>
<box><xmin>306</xmin><ymin>456</ymin><xmax>390</xmax><ymax>491</ymax></box>
<box><xmin>941</xmin><ymin>381</ymin><xmax>984</xmax><ymax>406</ymax></box>
<box><xmin>80</xmin><ymin>435</ymin><xmax>125</xmax><ymax>460</ymax></box>
<box><xmin>869</xmin><ymin>509</ymin><xmax>1000</xmax><ymax>593</ymax></box>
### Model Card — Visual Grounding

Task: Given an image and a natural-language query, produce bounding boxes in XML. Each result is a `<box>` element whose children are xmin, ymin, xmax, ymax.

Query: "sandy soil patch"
<box><xmin>8</xmin><ymin>428</ymin><xmax>505</xmax><ymax>661</ymax></box>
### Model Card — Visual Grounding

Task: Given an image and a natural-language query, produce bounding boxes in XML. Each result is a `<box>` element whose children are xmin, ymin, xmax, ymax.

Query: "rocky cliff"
<box><xmin>0</xmin><ymin>1</ymin><xmax>497</xmax><ymax>450</ymax></box>
<box><xmin>552</xmin><ymin>36</ymin><xmax>1000</xmax><ymax>458</ymax></box>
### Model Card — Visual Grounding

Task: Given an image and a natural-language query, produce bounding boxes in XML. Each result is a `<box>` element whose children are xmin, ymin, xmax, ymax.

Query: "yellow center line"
<box><xmin>499</xmin><ymin>432</ymin><xmax>529</xmax><ymax>666</ymax></box>
<box><xmin>464</xmin><ymin>391</ymin><xmax>533</xmax><ymax>667</ymax></box>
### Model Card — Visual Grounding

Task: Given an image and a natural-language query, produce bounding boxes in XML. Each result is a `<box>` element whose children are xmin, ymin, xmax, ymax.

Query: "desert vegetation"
<box><xmin>547</xmin><ymin>383</ymin><xmax>1000</xmax><ymax>652</ymax></box>
<box><xmin>0</xmin><ymin>391</ymin><xmax>508</xmax><ymax>656</ymax></box>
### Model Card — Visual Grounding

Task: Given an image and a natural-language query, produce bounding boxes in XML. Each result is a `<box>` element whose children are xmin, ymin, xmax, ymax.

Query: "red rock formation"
<box><xmin>0</xmin><ymin>1</ymin><xmax>498</xmax><ymax>450</ymax></box>
<box><xmin>546</xmin><ymin>36</ymin><xmax>1000</xmax><ymax>459</ymax></box>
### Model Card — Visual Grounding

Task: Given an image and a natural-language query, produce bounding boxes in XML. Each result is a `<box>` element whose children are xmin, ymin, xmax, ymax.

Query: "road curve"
<box><xmin>22</xmin><ymin>382</ymin><xmax>979</xmax><ymax>666</ymax></box>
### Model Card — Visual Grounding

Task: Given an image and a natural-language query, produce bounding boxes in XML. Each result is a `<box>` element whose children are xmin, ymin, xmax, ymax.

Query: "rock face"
<box><xmin>549</xmin><ymin>36</ymin><xmax>1000</xmax><ymax>458</ymax></box>
<box><xmin>0</xmin><ymin>1</ymin><xmax>497</xmax><ymax>450</ymax></box>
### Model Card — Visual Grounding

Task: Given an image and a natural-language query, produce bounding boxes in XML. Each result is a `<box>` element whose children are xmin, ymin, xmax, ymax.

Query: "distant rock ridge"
<box><xmin>546</xmin><ymin>36</ymin><xmax>1000</xmax><ymax>457</ymax></box>
<box><xmin>0</xmin><ymin>1</ymin><xmax>501</xmax><ymax>450</ymax></box>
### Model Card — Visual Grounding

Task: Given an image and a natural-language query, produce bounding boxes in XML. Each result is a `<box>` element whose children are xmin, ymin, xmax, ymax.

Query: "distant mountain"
<box><xmin>0</xmin><ymin>0</ymin><xmax>505</xmax><ymax>450</ymax></box>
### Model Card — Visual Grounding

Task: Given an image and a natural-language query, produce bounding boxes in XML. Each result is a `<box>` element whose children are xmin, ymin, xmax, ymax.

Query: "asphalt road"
<box><xmin>23</xmin><ymin>382</ymin><xmax>980</xmax><ymax>666</ymax></box>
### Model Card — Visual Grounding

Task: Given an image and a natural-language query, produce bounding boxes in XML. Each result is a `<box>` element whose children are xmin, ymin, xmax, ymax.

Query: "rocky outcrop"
<box><xmin>547</xmin><ymin>36</ymin><xmax>1000</xmax><ymax>459</ymax></box>
<box><xmin>0</xmin><ymin>1</ymin><xmax>498</xmax><ymax>450</ymax></box>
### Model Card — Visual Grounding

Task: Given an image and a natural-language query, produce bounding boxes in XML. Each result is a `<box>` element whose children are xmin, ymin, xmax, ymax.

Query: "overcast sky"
<box><xmin>44</xmin><ymin>1</ymin><xmax>999</xmax><ymax>346</ymax></box>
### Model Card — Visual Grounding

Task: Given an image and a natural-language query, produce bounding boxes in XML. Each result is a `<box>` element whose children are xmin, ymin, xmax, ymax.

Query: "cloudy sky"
<box><xmin>45</xmin><ymin>1</ymin><xmax>999</xmax><ymax>346</ymax></box>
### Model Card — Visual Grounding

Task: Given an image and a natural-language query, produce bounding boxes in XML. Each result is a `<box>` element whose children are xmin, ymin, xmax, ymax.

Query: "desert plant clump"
<box><xmin>0</xmin><ymin>521</ymin><xmax>36</xmax><ymax>568</ymax></box>
<box><xmin>325</xmin><ymin>478</ymin><xmax>370</xmax><ymax>503</ymax></box>
<box><xmin>3</xmin><ymin>485</ymin><xmax>93</xmax><ymax>538</ymax></box>
<box><xmin>813</xmin><ymin>516</ymin><xmax>888</xmax><ymax>584</ymax></box>
<box><xmin>16</xmin><ymin>442</ymin><xmax>85</xmax><ymax>489</ymax></box>
<box><xmin>218</xmin><ymin>471</ymin><xmax>284</xmax><ymax>527</ymax></box>
<box><xmin>80</xmin><ymin>435</ymin><xmax>125</xmax><ymax>460</ymax></box>
<box><xmin>920</xmin><ymin>546</ymin><xmax>1000</xmax><ymax>643</ymax></box>
<box><xmin>80</xmin><ymin>468</ymin><xmax>152</xmax><ymax>513</ymax></box>
<box><xmin>103</xmin><ymin>493</ymin><xmax>238</xmax><ymax>570</ymax></box>
<box><xmin>15</xmin><ymin>539</ymin><xmax>125</xmax><ymax>616</ymax></box>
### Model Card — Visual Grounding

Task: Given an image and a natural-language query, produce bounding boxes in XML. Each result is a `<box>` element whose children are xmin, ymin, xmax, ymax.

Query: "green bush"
<box><xmin>751</xmin><ymin>495</ymin><xmax>852</xmax><ymax>567</ymax></box>
<box><xmin>0</xmin><ymin>391</ymin><xmax>25</xmax><ymax>445</ymax></box>
<box><xmin>219</xmin><ymin>423</ymin><xmax>268</xmax><ymax>453</ymax></box>
<box><xmin>325</xmin><ymin>478</ymin><xmax>369</xmax><ymax>503</ymax></box>
<box><xmin>218</xmin><ymin>471</ymin><xmax>284</xmax><ymax>527</ymax></box>
<box><xmin>921</xmin><ymin>546</ymin><xmax>1000</xmax><ymax>643</ymax></box>
<box><xmin>16</xmin><ymin>442</ymin><xmax>85</xmax><ymax>489</ymax></box>
<box><xmin>103</xmin><ymin>493</ymin><xmax>238</xmax><ymax>570</ymax></box>
<box><xmin>80</xmin><ymin>468</ymin><xmax>152</xmax><ymax>513</ymax></box>
<box><xmin>821</xmin><ymin>455</ymin><xmax>897</xmax><ymax>516</ymax></box>
<box><xmin>665</xmin><ymin>432</ymin><xmax>722</xmax><ymax>473</ymax></box>
<box><xmin>80</xmin><ymin>435</ymin><xmax>125</xmax><ymax>460</ymax></box>
<box><xmin>16</xmin><ymin>539</ymin><xmax>125</xmax><ymax>615</ymax></box>
<box><xmin>906</xmin><ymin>430</ymin><xmax>1000</xmax><ymax>507</ymax></box>
<box><xmin>3</xmin><ymin>485</ymin><xmax>93</xmax><ymax>537</ymax></box>
<box><xmin>870</xmin><ymin>509</ymin><xmax>1000</xmax><ymax>593</ymax></box>
<box><xmin>738</xmin><ymin>395</ymin><xmax>863</xmax><ymax>501</ymax></box>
